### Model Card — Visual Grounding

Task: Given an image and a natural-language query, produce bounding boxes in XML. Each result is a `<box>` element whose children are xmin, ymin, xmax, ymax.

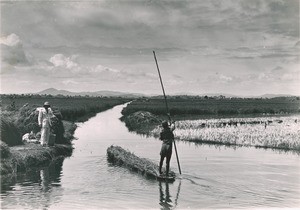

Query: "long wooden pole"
<box><xmin>153</xmin><ymin>51</ymin><xmax>182</xmax><ymax>175</ymax></box>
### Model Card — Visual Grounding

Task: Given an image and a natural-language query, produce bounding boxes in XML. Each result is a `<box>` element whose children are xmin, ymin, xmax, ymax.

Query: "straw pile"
<box><xmin>120</xmin><ymin>111</ymin><xmax>161</xmax><ymax>135</ymax></box>
<box><xmin>1</xmin><ymin>115</ymin><xmax>22</xmax><ymax>146</ymax></box>
<box><xmin>15</xmin><ymin>105</ymin><xmax>69</xmax><ymax>144</ymax></box>
<box><xmin>107</xmin><ymin>145</ymin><xmax>175</xmax><ymax>180</ymax></box>
<box><xmin>1</xmin><ymin>144</ymin><xmax>73</xmax><ymax>175</ymax></box>
<box><xmin>0</xmin><ymin>141</ymin><xmax>11</xmax><ymax>158</ymax></box>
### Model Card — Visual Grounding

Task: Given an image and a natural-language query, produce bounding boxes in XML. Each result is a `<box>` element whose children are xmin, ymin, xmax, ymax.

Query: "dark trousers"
<box><xmin>159</xmin><ymin>152</ymin><xmax>172</xmax><ymax>176</ymax></box>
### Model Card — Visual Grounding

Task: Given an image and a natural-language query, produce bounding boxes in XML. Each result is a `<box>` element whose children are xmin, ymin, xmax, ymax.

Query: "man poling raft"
<box><xmin>107</xmin><ymin>145</ymin><xmax>176</xmax><ymax>182</ymax></box>
<box><xmin>159</xmin><ymin>120</ymin><xmax>175</xmax><ymax>177</ymax></box>
<box><xmin>106</xmin><ymin>51</ymin><xmax>181</xmax><ymax>182</ymax></box>
<box><xmin>153</xmin><ymin>51</ymin><xmax>182</xmax><ymax>179</ymax></box>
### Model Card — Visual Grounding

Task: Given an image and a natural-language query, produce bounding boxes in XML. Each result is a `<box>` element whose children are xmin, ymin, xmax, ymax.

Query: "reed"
<box><xmin>122</xmin><ymin>97</ymin><xmax>300</xmax><ymax>117</ymax></box>
<box><xmin>151</xmin><ymin>116</ymin><xmax>300</xmax><ymax>151</ymax></box>
<box><xmin>1</xmin><ymin>144</ymin><xmax>73</xmax><ymax>175</ymax></box>
<box><xmin>107</xmin><ymin>145</ymin><xmax>175</xmax><ymax>179</ymax></box>
<box><xmin>120</xmin><ymin>111</ymin><xmax>161</xmax><ymax>135</ymax></box>
<box><xmin>0</xmin><ymin>141</ymin><xmax>11</xmax><ymax>158</ymax></box>
<box><xmin>1</xmin><ymin>95</ymin><xmax>130</xmax><ymax>122</ymax></box>
<box><xmin>0</xmin><ymin>115</ymin><xmax>22</xmax><ymax>146</ymax></box>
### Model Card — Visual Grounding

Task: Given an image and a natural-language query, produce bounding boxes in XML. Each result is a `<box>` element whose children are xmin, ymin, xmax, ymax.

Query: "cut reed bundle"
<box><xmin>107</xmin><ymin>145</ymin><xmax>175</xmax><ymax>180</ymax></box>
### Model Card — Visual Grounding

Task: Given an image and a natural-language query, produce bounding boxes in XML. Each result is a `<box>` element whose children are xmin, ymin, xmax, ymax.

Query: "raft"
<box><xmin>107</xmin><ymin>145</ymin><xmax>175</xmax><ymax>182</ymax></box>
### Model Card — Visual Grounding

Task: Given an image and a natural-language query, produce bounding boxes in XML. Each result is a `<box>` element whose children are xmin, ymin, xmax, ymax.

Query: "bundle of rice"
<box><xmin>120</xmin><ymin>111</ymin><xmax>162</xmax><ymax>135</ymax></box>
<box><xmin>124</xmin><ymin>111</ymin><xmax>161</xmax><ymax>126</ymax></box>
<box><xmin>15</xmin><ymin>105</ymin><xmax>68</xmax><ymax>144</ymax></box>
<box><xmin>0</xmin><ymin>141</ymin><xmax>11</xmax><ymax>158</ymax></box>
<box><xmin>107</xmin><ymin>145</ymin><xmax>175</xmax><ymax>180</ymax></box>
<box><xmin>15</xmin><ymin>105</ymin><xmax>40</xmax><ymax>134</ymax></box>
<box><xmin>0</xmin><ymin>116</ymin><xmax>22</xmax><ymax>146</ymax></box>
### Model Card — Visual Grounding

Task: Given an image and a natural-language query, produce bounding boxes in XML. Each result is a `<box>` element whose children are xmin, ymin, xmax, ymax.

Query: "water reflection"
<box><xmin>159</xmin><ymin>181</ymin><xmax>173</xmax><ymax>209</ymax></box>
<box><xmin>1</xmin><ymin>158</ymin><xmax>64</xmax><ymax>209</ymax></box>
<box><xmin>182</xmin><ymin>139</ymin><xmax>300</xmax><ymax>155</ymax></box>
<box><xmin>2</xmin><ymin>104</ymin><xmax>300</xmax><ymax>209</ymax></box>
<box><xmin>159</xmin><ymin>180</ymin><xmax>182</xmax><ymax>210</ymax></box>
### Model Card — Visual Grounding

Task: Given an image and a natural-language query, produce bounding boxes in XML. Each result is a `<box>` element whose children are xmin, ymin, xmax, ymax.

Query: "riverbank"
<box><xmin>2</xmin><ymin>102</ymin><xmax>300</xmax><ymax>209</ymax></box>
<box><xmin>121</xmin><ymin>110</ymin><xmax>300</xmax><ymax>152</ymax></box>
<box><xmin>1</xmin><ymin>96</ymin><xmax>130</xmax><ymax>175</ymax></box>
<box><xmin>1</xmin><ymin>143</ymin><xmax>73</xmax><ymax>175</ymax></box>
<box><xmin>1</xmin><ymin>120</ymin><xmax>76</xmax><ymax>175</ymax></box>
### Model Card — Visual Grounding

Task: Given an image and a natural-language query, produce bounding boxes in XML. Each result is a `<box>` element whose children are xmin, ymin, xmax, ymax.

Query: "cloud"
<box><xmin>0</xmin><ymin>33</ymin><xmax>21</xmax><ymax>46</ymax></box>
<box><xmin>219</xmin><ymin>74</ymin><xmax>233</xmax><ymax>83</ymax></box>
<box><xmin>92</xmin><ymin>65</ymin><xmax>120</xmax><ymax>73</ymax></box>
<box><xmin>0</xmin><ymin>33</ymin><xmax>30</xmax><ymax>69</ymax></box>
<box><xmin>49</xmin><ymin>54</ymin><xmax>78</xmax><ymax>69</ymax></box>
<box><xmin>62</xmin><ymin>79</ymin><xmax>79</xmax><ymax>85</ymax></box>
<box><xmin>1</xmin><ymin>0</ymin><xmax>299</xmax><ymax>95</ymax></box>
<box><xmin>1</xmin><ymin>0</ymin><xmax>298</xmax><ymax>51</ymax></box>
<box><xmin>209</xmin><ymin>73</ymin><xmax>234</xmax><ymax>84</ymax></box>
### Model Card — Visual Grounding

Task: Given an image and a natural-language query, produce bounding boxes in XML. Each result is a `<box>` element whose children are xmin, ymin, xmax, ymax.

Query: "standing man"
<box><xmin>38</xmin><ymin>101</ymin><xmax>55</xmax><ymax>146</ymax></box>
<box><xmin>159</xmin><ymin>120</ymin><xmax>175</xmax><ymax>177</ymax></box>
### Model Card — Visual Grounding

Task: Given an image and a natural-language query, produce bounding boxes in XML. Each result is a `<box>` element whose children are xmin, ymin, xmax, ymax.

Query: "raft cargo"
<box><xmin>107</xmin><ymin>145</ymin><xmax>175</xmax><ymax>181</ymax></box>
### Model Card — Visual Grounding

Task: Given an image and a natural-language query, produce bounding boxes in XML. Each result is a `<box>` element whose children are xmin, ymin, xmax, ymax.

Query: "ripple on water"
<box><xmin>2</xmin><ymin>104</ymin><xmax>300</xmax><ymax>209</ymax></box>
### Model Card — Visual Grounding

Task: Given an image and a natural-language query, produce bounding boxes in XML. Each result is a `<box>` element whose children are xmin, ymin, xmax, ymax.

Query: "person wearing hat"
<box><xmin>159</xmin><ymin>120</ymin><xmax>175</xmax><ymax>177</ymax></box>
<box><xmin>38</xmin><ymin>101</ymin><xmax>55</xmax><ymax>146</ymax></box>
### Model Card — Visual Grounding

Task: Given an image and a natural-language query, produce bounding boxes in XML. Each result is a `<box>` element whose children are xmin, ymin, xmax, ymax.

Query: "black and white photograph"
<box><xmin>1</xmin><ymin>0</ymin><xmax>299</xmax><ymax>209</ymax></box>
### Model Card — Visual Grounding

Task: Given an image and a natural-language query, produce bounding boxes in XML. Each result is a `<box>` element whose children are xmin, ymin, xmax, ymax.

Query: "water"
<box><xmin>1</xmin><ymin>104</ymin><xmax>300</xmax><ymax>209</ymax></box>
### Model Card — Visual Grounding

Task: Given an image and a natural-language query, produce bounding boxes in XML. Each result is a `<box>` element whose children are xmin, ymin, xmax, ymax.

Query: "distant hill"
<box><xmin>36</xmin><ymin>88</ymin><xmax>298</xmax><ymax>99</ymax></box>
<box><xmin>256</xmin><ymin>94</ymin><xmax>298</xmax><ymax>98</ymax></box>
<box><xmin>171</xmin><ymin>93</ymin><xmax>298</xmax><ymax>98</ymax></box>
<box><xmin>37</xmin><ymin>88</ymin><xmax>144</xmax><ymax>98</ymax></box>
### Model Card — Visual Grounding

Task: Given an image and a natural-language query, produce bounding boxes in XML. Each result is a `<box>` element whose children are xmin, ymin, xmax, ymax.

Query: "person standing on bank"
<box><xmin>159</xmin><ymin>120</ymin><xmax>175</xmax><ymax>177</ymax></box>
<box><xmin>38</xmin><ymin>101</ymin><xmax>55</xmax><ymax>146</ymax></box>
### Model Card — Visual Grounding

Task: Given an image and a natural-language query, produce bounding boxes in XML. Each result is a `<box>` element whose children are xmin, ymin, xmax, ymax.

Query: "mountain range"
<box><xmin>37</xmin><ymin>88</ymin><xmax>144</xmax><ymax>98</ymax></box>
<box><xmin>36</xmin><ymin>88</ymin><xmax>298</xmax><ymax>98</ymax></box>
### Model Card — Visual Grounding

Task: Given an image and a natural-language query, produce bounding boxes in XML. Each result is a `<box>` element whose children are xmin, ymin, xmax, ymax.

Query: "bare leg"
<box><xmin>159</xmin><ymin>156</ymin><xmax>164</xmax><ymax>175</ymax></box>
<box><xmin>166</xmin><ymin>154</ymin><xmax>171</xmax><ymax>176</ymax></box>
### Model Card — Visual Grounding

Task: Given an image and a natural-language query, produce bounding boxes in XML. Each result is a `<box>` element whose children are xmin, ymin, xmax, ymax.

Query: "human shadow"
<box><xmin>1</xmin><ymin>157</ymin><xmax>64</xmax><ymax>210</ymax></box>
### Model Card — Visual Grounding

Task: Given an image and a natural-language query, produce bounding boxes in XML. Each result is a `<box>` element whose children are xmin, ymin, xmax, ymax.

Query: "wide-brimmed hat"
<box><xmin>43</xmin><ymin>101</ymin><xmax>50</xmax><ymax>107</ymax></box>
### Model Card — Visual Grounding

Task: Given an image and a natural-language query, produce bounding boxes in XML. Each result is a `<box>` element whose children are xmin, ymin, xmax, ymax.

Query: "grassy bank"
<box><xmin>121</xmin><ymin>97</ymin><xmax>300</xmax><ymax>152</ymax></box>
<box><xmin>120</xmin><ymin>111</ymin><xmax>161</xmax><ymax>135</ymax></box>
<box><xmin>122</xmin><ymin>97</ymin><xmax>300</xmax><ymax>117</ymax></box>
<box><xmin>1</xmin><ymin>95</ymin><xmax>130</xmax><ymax>175</ymax></box>
<box><xmin>152</xmin><ymin>116</ymin><xmax>300</xmax><ymax>152</ymax></box>
<box><xmin>1</xmin><ymin>95</ymin><xmax>131</xmax><ymax>122</ymax></box>
<box><xmin>0</xmin><ymin>120</ymin><xmax>76</xmax><ymax>175</ymax></box>
<box><xmin>1</xmin><ymin>142</ymin><xmax>72</xmax><ymax>175</ymax></box>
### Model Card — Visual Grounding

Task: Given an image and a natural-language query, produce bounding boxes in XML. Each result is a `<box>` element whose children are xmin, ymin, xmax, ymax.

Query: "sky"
<box><xmin>0</xmin><ymin>0</ymin><xmax>299</xmax><ymax>96</ymax></box>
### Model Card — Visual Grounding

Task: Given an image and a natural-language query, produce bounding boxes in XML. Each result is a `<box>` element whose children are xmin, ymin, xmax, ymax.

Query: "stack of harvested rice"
<box><xmin>107</xmin><ymin>145</ymin><xmax>175</xmax><ymax>179</ymax></box>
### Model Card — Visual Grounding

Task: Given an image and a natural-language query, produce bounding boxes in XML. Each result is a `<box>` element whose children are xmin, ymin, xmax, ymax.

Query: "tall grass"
<box><xmin>1</xmin><ymin>144</ymin><xmax>73</xmax><ymax>175</ymax></box>
<box><xmin>122</xmin><ymin>97</ymin><xmax>300</xmax><ymax>117</ymax></box>
<box><xmin>1</xmin><ymin>96</ymin><xmax>129</xmax><ymax>146</ymax></box>
<box><xmin>0</xmin><ymin>141</ymin><xmax>11</xmax><ymax>158</ymax></box>
<box><xmin>0</xmin><ymin>115</ymin><xmax>22</xmax><ymax>146</ymax></box>
<box><xmin>152</xmin><ymin>116</ymin><xmax>300</xmax><ymax>151</ymax></box>
<box><xmin>120</xmin><ymin>111</ymin><xmax>161</xmax><ymax>135</ymax></box>
<box><xmin>1</xmin><ymin>96</ymin><xmax>130</xmax><ymax>122</ymax></box>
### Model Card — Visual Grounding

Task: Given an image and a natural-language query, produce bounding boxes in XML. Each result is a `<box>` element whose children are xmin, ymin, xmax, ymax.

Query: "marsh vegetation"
<box><xmin>122</xmin><ymin>97</ymin><xmax>300</xmax><ymax>151</ymax></box>
<box><xmin>0</xmin><ymin>94</ymin><xmax>130</xmax><ymax>175</ymax></box>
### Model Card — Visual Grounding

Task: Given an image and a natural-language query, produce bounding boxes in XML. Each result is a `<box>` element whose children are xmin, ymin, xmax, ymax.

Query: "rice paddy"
<box><xmin>152</xmin><ymin>116</ymin><xmax>300</xmax><ymax>151</ymax></box>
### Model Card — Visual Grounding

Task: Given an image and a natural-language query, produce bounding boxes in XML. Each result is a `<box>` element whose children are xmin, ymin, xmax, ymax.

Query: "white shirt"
<box><xmin>38</xmin><ymin>107</ymin><xmax>55</xmax><ymax>127</ymax></box>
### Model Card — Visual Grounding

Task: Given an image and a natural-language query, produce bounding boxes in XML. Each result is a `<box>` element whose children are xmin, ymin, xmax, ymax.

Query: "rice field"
<box><xmin>152</xmin><ymin>116</ymin><xmax>300</xmax><ymax>151</ymax></box>
<box><xmin>122</xmin><ymin>96</ymin><xmax>300</xmax><ymax>117</ymax></box>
